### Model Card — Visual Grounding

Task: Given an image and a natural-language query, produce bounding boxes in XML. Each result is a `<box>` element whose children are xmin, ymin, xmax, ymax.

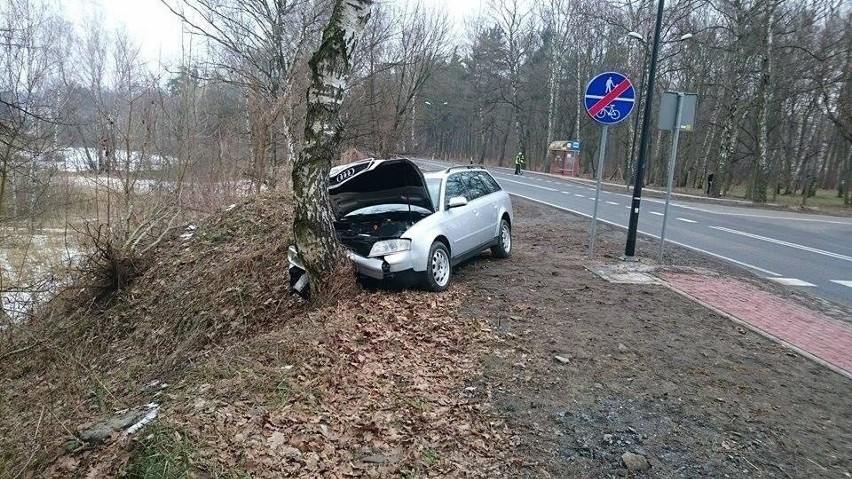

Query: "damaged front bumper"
<box><xmin>288</xmin><ymin>245</ymin><xmax>417</xmax><ymax>294</ymax></box>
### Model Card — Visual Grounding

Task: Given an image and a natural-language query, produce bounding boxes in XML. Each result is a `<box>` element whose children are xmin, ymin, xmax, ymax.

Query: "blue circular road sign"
<box><xmin>584</xmin><ymin>71</ymin><xmax>635</xmax><ymax>125</ymax></box>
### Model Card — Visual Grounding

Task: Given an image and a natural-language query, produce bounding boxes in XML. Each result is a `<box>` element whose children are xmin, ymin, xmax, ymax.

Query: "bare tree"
<box><xmin>489</xmin><ymin>0</ymin><xmax>536</xmax><ymax>165</ymax></box>
<box><xmin>539</xmin><ymin>0</ymin><xmax>574</xmax><ymax>150</ymax></box>
<box><xmin>377</xmin><ymin>3</ymin><xmax>448</xmax><ymax>156</ymax></box>
<box><xmin>0</xmin><ymin>0</ymin><xmax>69</xmax><ymax>220</ymax></box>
<box><xmin>161</xmin><ymin>0</ymin><xmax>325</xmax><ymax>187</ymax></box>
<box><xmin>292</xmin><ymin>0</ymin><xmax>372</xmax><ymax>303</ymax></box>
<box><xmin>752</xmin><ymin>0</ymin><xmax>780</xmax><ymax>202</ymax></box>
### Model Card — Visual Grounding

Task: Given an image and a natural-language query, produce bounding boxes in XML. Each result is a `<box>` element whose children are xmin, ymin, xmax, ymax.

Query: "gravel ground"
<box><xmin>455</xmin><ymin>199</ymin><xmax>852</xmax><ymax>478</ymax></box>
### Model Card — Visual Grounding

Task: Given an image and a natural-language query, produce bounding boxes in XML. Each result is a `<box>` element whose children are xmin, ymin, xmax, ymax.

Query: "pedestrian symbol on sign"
<box><xmin>605</xmin><ymin>77</ymin><xmax>615</xmax><ymax>93</ymax></box>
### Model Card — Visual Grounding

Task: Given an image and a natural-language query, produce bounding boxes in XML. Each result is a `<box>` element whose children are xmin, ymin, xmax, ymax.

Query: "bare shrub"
<box><xmin>78</xmin><ymin>199</ymin><xmax>180</xmax><ymax>301</ymax></box>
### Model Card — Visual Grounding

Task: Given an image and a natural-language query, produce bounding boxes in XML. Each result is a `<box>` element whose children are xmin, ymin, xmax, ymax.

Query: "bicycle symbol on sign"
<box><xmin>595</xmin><ymin>104</ymin><xmax>621</xmax><ymax>120</ymax></box>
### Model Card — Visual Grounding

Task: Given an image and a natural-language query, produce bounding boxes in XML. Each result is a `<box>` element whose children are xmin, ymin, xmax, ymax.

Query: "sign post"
<box><xmin>589</xmin><ymin>126</ymin><xmax>608</xmax><ymax>259</ymax></box>
<box><xmin>584</xmin><ymin>71</ymin><xmax>635</xmax><ymax>259</ymax></box>
<box><xmin>657</xmin><ymin>91</ymin><xmax>699</xmax><ymax>261</ymax></box>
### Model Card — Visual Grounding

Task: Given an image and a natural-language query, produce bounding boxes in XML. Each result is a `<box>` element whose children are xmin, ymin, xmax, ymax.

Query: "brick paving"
<box><xmin>658</xmin><ymin>271</ymin><xmax>852</xmax><ymax>377</ymax></box>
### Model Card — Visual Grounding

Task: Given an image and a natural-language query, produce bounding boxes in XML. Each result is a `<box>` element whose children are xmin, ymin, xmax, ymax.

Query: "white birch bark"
<box><xmin>292</xmin><ymin>0</ymin><xmax>373</xmax><ymax>302</ymax></box>
<box><xmin>753</xmin><ymin>1</ymin><xmax>776</xmax><ymax>202</ymax></box>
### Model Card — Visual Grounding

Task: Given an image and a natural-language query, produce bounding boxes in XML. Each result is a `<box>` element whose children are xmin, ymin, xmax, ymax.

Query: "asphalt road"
<box><xmin>415</xmin><ymin>159</ymin><xmax>852</xmax><ymax>307</ymax></box>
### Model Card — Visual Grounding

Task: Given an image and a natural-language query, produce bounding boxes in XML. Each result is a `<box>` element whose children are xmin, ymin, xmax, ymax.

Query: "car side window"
<box><xmin>444</xmin><ymin>174</ymin><xmax>468</xmax><ymax>208</ymax></box>
<box><xmin>477</xmin><ymin>172</ymin><xmax>501</xmax><ymax>193</ymax></box>
<box><xmin>463</xmin><ymin>171</ymin><xmax>489</xmax><ymax>200</ymax></box>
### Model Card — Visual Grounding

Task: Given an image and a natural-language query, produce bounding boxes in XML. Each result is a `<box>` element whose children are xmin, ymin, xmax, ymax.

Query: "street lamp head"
<box><xmin>424</xmin><ymin>101</ymin><xmax>432</xmax><ymax>105</ymax></box>
<box><xmin>627</xmin><ymin>31</ymin><xmax>646</xmax><ymax>43</ymax></box>
<box><xmin>679</xmin><ymin>33</ymin><xmax>694</xmax><ymax>41</ymax></box>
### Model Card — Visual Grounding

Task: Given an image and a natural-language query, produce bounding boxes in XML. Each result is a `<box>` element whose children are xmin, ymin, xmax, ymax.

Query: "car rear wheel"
<box><xmin>424</xmin><ymin>241</ymin><xmax>451</xmax><ymax>292</ymax></box>
<box><xmin>491</xmin><ymin>219</ymin><xmax>512</xmax><ymax>259</ymax></box>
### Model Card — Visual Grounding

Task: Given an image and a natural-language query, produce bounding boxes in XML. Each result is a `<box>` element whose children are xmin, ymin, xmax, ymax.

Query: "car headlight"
<box><xmin>369</xmin><ymin>239</ymin><xmax>411</xmax><ymax>257</ymax></box>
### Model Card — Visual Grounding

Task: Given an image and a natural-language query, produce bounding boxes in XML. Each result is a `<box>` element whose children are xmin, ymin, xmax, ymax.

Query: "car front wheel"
<box><xmin>491</xmin><ymin>219</ymin><xmax>512</xmax><ymax>259</ymax></box>
<box><xmin>424</xmin><ymin>241</ymin><xmax>452</xmax><ymax>292</ymax></box>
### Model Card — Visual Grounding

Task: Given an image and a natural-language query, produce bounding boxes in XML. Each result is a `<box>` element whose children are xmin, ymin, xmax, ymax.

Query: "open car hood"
<box><xmin>329</xmin><ymin>158</ymin><xmax>434</xmax><ymax>219</ymax></box>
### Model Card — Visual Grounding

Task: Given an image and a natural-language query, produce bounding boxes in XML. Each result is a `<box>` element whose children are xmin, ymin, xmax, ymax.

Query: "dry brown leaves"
<box><xmin>164</xmin><ymin>289</ymin><xmax>515</xmax><ymax>477</ymax></box>
<box><xmin>2</xmin><ymin>194</ymin><xmax>516</xmax><ymax>477</ymax></box>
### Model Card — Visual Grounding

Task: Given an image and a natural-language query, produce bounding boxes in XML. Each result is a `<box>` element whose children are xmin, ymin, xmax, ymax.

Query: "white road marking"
<box><xmin>574</xmin><ymin>193</ymin><xmax>584</xmax><ymax>197</ymax></box>
<box><xmin>650</xmin><ymin>212</ymin><xmax>664</xmax><ymax>216</ymax></box>
<box><xmin>506</xmin><ymin>192</ymin><xmax>782</xmax><ymax>277</ymax></box>
<box><xmin>676</xmin><ymin>204</ymin><xmax>852</xmax><ymax>225</ymax></box>
<box><xmin>499</xmin><ymin>177</ymin><xmax>559</xmax><ymax>191</ymax></box>
<box><xmin>831</xmin><ymin>280</ymin><xmax>852</xmax><ymax>288</ymax></box>
<box><xmin>769</xmin><ymin>278</ymin><xmax>817</xmax><ymax>287</ymax></box>
<box><xmin>606</xmin><ymin>201</ymin><xmax>619</xmax><ymax>205</ymax></box>
<box><xmin>710</xmin><ymin>226</ymin><xmax>852</xmax><ymax>262</ymax></box>
<box><xmin>677</xmin><ymin>218</ymin><xmax>697</xmax><ymax>223</ymax></box>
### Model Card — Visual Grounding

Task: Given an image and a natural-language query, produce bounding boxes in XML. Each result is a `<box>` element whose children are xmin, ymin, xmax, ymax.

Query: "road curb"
<box><xmin>656</xmin><ymin>278</ymin><xmax>852</xmax><ymax>382</ymax></box>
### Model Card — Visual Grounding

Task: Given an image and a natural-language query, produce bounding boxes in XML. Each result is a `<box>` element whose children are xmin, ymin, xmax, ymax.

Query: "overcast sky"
<box><xmin>62</xmin><ymin>0</ymin><xmax>485</xmax><ymax>66</ymax></box>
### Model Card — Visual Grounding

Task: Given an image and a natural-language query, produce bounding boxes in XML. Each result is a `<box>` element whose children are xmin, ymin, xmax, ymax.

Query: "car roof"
<box><xmin>424</xmin><ymin>165</ymin><xmax>491</xmax><ymax>179</ymax></box>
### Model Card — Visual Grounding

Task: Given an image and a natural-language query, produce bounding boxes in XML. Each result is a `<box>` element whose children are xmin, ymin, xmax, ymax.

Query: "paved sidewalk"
<box><xmin>658</xmin><ymin>271</ymin><xmax>852</xmax><ymax>379</ymax></box>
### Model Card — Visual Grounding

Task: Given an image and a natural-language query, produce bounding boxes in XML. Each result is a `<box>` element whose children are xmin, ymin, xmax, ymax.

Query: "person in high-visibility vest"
<box><xmin>514</xmin><ymin>151</ymin><xmax>525</xmax><ymax>175</ymax></box>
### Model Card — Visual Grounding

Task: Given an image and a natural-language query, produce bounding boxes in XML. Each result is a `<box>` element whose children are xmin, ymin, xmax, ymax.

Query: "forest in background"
<box><xmin>2</xmin><ymin>0</ymin><xmax>850</xmax><ymax>217</ymax></box>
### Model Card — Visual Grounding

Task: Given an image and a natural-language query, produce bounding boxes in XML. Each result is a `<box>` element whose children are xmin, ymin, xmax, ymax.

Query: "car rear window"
<box><xmin>477</xmin><ymin>171</ymin><xmax>502</xmax><ymax>193</ymax></box>
<box><xmin>462</xmin><ymin>172</ymin><xmax>490</xmax><ymax>200</ymax></box>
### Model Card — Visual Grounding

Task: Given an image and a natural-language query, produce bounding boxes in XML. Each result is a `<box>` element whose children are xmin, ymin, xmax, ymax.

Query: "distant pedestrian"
<box><xmin>515</xmin><ymin>151</ymin><xmax>525</xmax><ymax>175</ymax></box>
<box><xmin>706</xmin><ymin>173</ymin><xmax>714</xmax><ymax>195</ymax></box>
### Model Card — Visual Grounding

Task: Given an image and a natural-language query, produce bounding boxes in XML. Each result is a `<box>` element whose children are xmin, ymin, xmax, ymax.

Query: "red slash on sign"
<box><xmin>588</xmin><ymin>80</ymin><xmax>632</xmax><ymax>117</ymax></box>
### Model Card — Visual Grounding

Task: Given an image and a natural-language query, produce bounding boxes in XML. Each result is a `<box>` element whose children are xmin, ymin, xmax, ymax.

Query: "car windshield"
<box><xmin>426</xmin><ymin>178</ymin><xmax>441</xmax><ymax>209</ymax></box>
<box><xmin>343</xmin><ymin>203</ymin><xmax>432</xmax><ymax>218</ymax></box>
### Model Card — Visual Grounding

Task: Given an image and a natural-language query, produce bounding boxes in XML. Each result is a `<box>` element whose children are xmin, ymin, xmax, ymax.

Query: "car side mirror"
<box><xmin>447</xmin><ymin>196</ymin><xmax>468</xmax><ymax>208</ymax></box>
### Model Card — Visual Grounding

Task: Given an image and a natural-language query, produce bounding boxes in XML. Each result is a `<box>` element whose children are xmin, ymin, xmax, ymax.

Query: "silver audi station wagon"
<box><xmin>288</xmin><ymin>158</ymin><xmax>514</xmax><ymax>293</ymax></box>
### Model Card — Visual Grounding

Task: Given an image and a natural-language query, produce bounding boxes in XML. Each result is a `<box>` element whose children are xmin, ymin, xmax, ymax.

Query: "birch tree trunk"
<box><xmin>753</xmin><ymin>2</ymin><xmax>776</xmax><ymax>202</ymax></box>
<box><xmin>292</xmin><ymin>0</ymin><xmax>372</xmax><ymax>303</ymax></box>
<box><xmin>477</xmin><ymin>105</ymin><xmax>488</xmax><ymax>163</ymax></box>
<box><xmin>546</xmin><ymin>60</ymin><xmax>561</xmax><ymax>148</ymax></box>
<box><xmin>713</xmin><ymin>102</ymin><xmax>743</xmax><ymax>197</ymax></box>
<box><xmin>844</xmin><ymin>147</ymin><xmax>851</xmax><ymax>206</ymax></box>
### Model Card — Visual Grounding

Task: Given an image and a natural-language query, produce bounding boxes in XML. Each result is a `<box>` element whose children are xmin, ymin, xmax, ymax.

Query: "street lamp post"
<box><xmin>626</xmin><ymin>34</ymin><xmax>649</xmax><ymax>186</ymax></box>
<box><xmin>624</xmin><ymin>0</ymin><xmax>666</xmax><ymax>260</ymax></box>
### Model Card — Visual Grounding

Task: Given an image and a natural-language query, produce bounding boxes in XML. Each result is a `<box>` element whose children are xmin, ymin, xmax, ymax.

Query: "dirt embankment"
<box><xmin>0</xmin><ymin>195</ymin><xmax>509</xmax><ymax>477</ymax></box>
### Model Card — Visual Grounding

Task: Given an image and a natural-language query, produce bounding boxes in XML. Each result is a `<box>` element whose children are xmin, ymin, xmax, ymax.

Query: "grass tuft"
<box><xmin>126</xmin><ymin>424</ymin><xmax>194</xmax><ymax>479</ymax></box>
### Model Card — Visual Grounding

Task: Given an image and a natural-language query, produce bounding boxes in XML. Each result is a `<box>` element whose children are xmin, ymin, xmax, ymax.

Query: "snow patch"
<box><xmin>121</xmin><ymin>403</ymin><xmax>160</xmax><ymax>439</ymax></box>
<box><xmin>36</xmin><ymin>148</ymin><xmax>176</xmax><ymax>173</ymax></box>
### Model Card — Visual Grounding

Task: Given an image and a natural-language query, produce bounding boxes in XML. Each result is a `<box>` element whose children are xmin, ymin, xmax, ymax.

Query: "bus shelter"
<box><xmin>547</xmin><ymin>141</ymin><xmax>580</xmax><ymax>176</ymax></box>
